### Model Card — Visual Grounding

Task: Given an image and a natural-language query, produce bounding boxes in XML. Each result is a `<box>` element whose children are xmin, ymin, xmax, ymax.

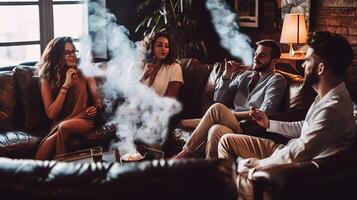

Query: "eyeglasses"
<box><xmin>63</xmin><ymin>50</ymin><xmax>79</xmax><ymax>57</ymax></box>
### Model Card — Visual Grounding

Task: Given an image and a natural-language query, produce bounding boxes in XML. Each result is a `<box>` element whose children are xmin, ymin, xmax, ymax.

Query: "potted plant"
<box><xmin>135</xmin><ymin>0</ymin><xmax>207</xmax><ymax>60</ymax></box>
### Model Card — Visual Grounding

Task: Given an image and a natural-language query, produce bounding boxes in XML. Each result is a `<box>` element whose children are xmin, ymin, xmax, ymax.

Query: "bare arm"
<box><xmin>41</xmin><ymin>79</ymin><xmax>67</xmax><ymax>120</ymax></box>
<box><xmin>41</xmin><ymin>68</ymin><xmax>78</xmax><ymax>120</ymax></box>
<box><xmin>165</xmin><ymin>81</ymin><xmax>183</xmax><ymax>98</ymax></box>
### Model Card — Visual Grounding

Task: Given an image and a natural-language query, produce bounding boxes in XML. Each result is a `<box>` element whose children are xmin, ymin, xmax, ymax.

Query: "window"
<box><xmin>0</xmin><ymin>0</ymin><xmax>88</xmax><ymax>67</ymax></box>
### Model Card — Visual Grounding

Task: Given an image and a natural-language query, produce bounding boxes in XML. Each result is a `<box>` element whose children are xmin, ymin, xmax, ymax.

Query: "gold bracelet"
<box><xmin>60</xmin><ymin>92</ymin><xmax>67</xmax><ymax>95</ymax></box>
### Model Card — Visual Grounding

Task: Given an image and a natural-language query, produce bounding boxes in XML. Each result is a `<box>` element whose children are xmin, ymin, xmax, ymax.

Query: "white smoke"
<box><xmin>206</xmin><ymin>0</ymin><xmax>254</xmax><ymax>66</ymax></box>
<box><xmin>79</xmin><ymin>1</ymin><xmax>181</xmax><ymax>155</ymax></box>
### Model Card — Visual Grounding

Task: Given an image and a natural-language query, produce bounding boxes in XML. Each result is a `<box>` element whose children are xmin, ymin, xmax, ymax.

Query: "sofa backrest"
<box><xmin>0</xmin><ymin>71</ymin><xmax>17</xmax><ymax>131</ymax></box>
<box><xmin>14</xmin><ymin>65</ymin><xmax>51</xmax><ymax>135</ymax></box>
<box><xmin>178</xmin><ymin>58</ymin><xmax>212</xmax><ymax>119</ymax></box>
<box><xmin>276</xmin><ymin>70</ymin><xmax>316</xmax><ymax>111</ymax></box>
<box><xmin>0</xmin><ymin>65</ymin><xmax>51</xmax><ymax>134</ymax></box>
<box><xmin>0</xmin><ymin>157</ymin><xmax>237</xmax><ymax>200</ymax></box>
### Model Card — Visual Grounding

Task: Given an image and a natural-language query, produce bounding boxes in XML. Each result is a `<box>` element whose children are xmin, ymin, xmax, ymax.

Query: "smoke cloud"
<box><xmin>79</xmin><ymin>1</ymin><xmax>181</xmax><ymax>155</ymax></box>
<box><xmin>206</xmin><ymin>0</ymin><xmax>254</xmax><ymax>66</ymax></box>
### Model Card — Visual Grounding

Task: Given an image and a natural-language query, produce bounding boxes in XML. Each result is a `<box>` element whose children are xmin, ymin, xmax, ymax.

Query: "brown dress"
<box><xmin>39</xmin><ymin>72</ymin><xmax>94</xmax><ymax>156</ymax></box>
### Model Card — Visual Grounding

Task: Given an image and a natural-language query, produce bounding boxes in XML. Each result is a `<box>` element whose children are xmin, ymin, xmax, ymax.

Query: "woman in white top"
<box><xmin>141</xmin><ymin>32</ymin><xmax>184</xmax><ymax>98</ymax></box>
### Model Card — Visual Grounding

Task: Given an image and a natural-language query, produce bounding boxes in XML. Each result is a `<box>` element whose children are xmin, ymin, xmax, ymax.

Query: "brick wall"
<box><xmin>312</xmin><ymin>1</ymin><xmax>357</xmax><ymax>101</ymax></box>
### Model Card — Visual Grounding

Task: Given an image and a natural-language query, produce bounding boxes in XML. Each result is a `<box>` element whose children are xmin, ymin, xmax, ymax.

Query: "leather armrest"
<box><xmin>252</xmin><ymin>161</ymin><xmax>319</xmax><ymax>200</ymax></box>
<box><xmin>267</xmin><ymin>109</ymin><xmax>308</xmax><ymax>121</ymax></box>
<box><xmin>239</xmin><ymin>119</ymin><xmax>289</xmax><ymax>144</ymax></box>
<box><xmin>251</xmin><ymin>146</ymin><xmax>357</xmax><ymax>200</ymax></box>
<box><xmin>239</xmin><ymin>109</ymin><xmax>308</xmax><ymax>132</ymax></box>
<box><xmin>239</xmin><ymin>109</ymin><xmax>309</xmax><ymax>144</ymax></box>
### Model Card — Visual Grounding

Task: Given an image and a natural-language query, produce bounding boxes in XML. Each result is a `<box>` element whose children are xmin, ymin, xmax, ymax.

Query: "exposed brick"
<box><xmin>348</xmin><ymin>27</ymin><xmax>357</xmax><ymax>35</ymax></box>
<box><xmin>315</xmin><ymin>26</ymin><xmax>348</xmax><ymax>35</ymax></box>
<box><xmin>345</xmin><ymin>35</ymin><xmax>357</xmax><ymax>45</ymax></box>
<box><xmin>316</xmin><ymin>16</ymin><xmax>341</xmax><ymax>26</ymax></box>
<box><xmin>318</xmin><ymin>8</ymin><xmax>357</xmax><ymax>17</ymax></box>
<box><xmin>341</xmin><ymin>17</ymin><xmax>357</xmax><ymax>27</ymax></box>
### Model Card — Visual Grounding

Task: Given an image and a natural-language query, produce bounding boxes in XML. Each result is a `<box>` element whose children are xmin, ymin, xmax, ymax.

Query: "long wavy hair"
<box><xmin>147</xmin><ymin>32</ymin><xmax>177</xmax><ymax>65</ymax></box>
<box><xmin>37</xmin><ymin>37</ymin><xmax>75</xmax><ymax>93</ymax></box>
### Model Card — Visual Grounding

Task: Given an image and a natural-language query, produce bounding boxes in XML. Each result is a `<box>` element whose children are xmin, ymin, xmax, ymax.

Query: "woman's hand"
<box><xmin>86</xmin><ymin>106</ymin><xmax>97</xmax><ymax>119</ymax></box>
<box><xmin>142</xmin><ymin>63</ymin><xmax>154</xmax><ymax>80</ymax></box>
<box><xmin>249</xmin><ymin>107</ymin><xmax>270</xmax><ymax>128</ymax></box>
<box><xmin>64</xmin><ymin>68</ymin><xmax>78</xmax><ymax>87</ymax></box>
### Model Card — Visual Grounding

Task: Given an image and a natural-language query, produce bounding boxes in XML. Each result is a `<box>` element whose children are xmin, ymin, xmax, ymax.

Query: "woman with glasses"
<box><xmin>141</xmin><ymin>32</ymin><xmax>183</xmax><ymax>98</ymax></box>
<box><xmin>35</xmin><ymin>37</ymin><xmax>102</xmax><ymax>160</ymax></box>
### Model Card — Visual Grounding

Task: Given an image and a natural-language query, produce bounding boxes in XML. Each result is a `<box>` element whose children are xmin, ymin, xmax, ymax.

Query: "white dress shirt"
<box><xmin>260</xmin><ymin>82</ymin><xmax>356</xmax><ymax>168</ymax></box>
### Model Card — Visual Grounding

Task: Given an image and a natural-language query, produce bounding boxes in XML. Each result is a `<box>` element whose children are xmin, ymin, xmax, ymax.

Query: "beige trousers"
<box><xmin>183</xmin><ymin>103</ymin><xmax>242</xmax><ymax>158</ymax></box>
<box><xmin>218</xmin><ymin>134</ymin><xmax>280</xmax><ymax>200</ymax></box>
<box><xmin>179</xmin><ymin>118</ymin><xmax>200</xmax><ymax>130</ymax></box>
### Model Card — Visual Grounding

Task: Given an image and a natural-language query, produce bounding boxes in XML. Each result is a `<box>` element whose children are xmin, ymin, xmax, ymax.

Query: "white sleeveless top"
<box><xmin>143</xmin><ymin>62</ymin><xmax>183</xmax><ymax>96</ymax></box>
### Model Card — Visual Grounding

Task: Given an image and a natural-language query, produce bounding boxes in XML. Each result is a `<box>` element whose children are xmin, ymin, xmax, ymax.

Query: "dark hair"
<box><xmin>255</xmin><ymin>39</ymin><xmax>281</xmax><ymax>60</ymax></box>
<box><xmin>148</xmin><ymin>32</ymin><xmax>176</xmax><ymax>65</ymax></box>
<box><xmin>37</xmin><ymin>36</ymin><xmax>75</xmax><ymax>91</ymax></box>
<box><xmin>307</xmin><ymin>31</ymin><xmax>353</xmax><ymax>78</ymax></box>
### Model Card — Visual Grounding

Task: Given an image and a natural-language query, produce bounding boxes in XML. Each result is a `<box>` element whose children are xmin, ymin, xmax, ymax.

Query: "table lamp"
<box><xmin>280</xmin><ymin>13</ymin><xmax>307</xmax><ymax>57</ymax></box>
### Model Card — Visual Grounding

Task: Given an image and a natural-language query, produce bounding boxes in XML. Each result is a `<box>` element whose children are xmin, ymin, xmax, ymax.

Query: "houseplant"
<box><xmin>135</xmin><ymin>0</ymin><xmax>206</xmax><ymax>60</ymax></box>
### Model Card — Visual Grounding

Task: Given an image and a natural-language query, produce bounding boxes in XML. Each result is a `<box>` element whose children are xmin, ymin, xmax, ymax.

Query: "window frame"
<box><xmin>0</xmin><ymin>0</ymin><xmax>85</xmax><ymax>66</ymax></box>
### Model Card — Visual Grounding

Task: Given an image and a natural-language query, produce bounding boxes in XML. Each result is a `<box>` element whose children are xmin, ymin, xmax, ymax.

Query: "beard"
<box><xmin>304</xmin><ymin>66</ymin><xmax>320</xmax><ymax>86</ymax></box>
<box><xmin>254</xmin><ymin>61</ymin><xmax>271</xmax><ymax>73</ymax></box>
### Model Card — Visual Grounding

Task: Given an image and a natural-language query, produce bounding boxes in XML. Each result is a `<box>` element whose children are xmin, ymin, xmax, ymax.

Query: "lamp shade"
<box><xmin>280</xmin><ymin>13</ymin><xmax>307</xmax><ymax>44</ymax></box>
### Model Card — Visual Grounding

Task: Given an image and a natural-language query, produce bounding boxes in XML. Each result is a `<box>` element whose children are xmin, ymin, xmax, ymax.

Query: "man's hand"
<box><xmin>237</xmin><ymin>158</ymin><xmax>260</xmax><ymax>174</ymax></box>
<box><xmin>249</xmin><ymin>107</ymin><xmax>270</xmax><ymax>128</ymax></box>
<box><xmin>223</xmin><ymin>59</ymin><xmax>244</xmax><ymax>79</ymax></box>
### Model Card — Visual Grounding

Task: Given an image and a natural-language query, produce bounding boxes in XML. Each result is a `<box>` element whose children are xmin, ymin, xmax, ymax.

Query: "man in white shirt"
<box><xmin>217</xmin><ymin>31</ymin><xmax>356</xmax><ymax>199</ymax></box>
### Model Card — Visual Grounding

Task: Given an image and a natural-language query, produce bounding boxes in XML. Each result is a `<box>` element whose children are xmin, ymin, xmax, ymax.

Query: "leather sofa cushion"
<box><xmin>14</xmin><ymin>65</ymin><xmax>50</xmax><ymax>133</ymax></box>
<box><xmin>0</xmin><ymin>71</ymin><xmax>16</xmax><ymax>131</ymax></box>
<box><xmin>0</xmin><ymin>131</ymin><xmax>41</xmax><ymax>158</ymax></box>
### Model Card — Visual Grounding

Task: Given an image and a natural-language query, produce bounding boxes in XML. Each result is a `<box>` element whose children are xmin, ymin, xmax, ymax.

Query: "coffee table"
<box><xmin>55</xmin><ymin>145</ymin><xmax>164</xmax><ymax>164</ymax></box>
<box><xmin>55</xmin><ymin>148</ymin><xmax>116</xmax><ymax>164</ymax></box>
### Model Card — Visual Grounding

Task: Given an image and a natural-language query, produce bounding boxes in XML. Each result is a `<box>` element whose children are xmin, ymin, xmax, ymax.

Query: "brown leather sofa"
<box><xmin>0</xmin><ymin>65</ymin><xmax>116</xmax><ymax>159</ymax></box>
<box><xmin>0</xmin><ymin>157</ymin><xmax>237</xmax><ymax>200</ymax></box>
<box><xmin>2</xmin><ymin>59</ymin><xmax>355</xmax><ymax>200</ymax></box>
